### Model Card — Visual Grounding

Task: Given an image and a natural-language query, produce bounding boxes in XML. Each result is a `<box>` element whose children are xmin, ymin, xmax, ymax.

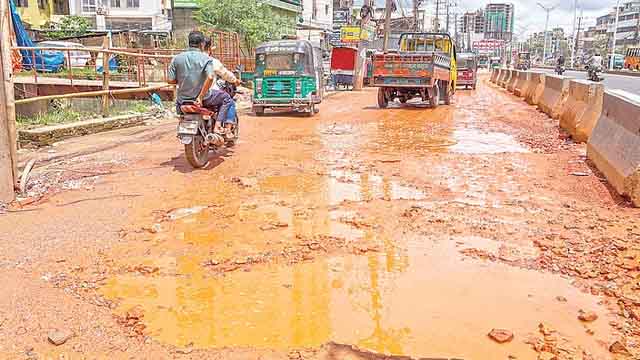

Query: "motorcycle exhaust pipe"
<box><xmin>206</xmin><ymin>133</ymin><xmax>225</xmax><ymax>147</ymax></box>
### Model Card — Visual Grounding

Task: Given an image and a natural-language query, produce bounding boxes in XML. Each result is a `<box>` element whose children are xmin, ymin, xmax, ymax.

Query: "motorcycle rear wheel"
<box><xmin>185</xmin><ymin>134</ymin><xmax>209</xmax><ymax>168</ymax></box>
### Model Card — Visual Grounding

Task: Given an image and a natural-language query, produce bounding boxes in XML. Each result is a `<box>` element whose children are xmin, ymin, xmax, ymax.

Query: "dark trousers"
<box><xmin>176</xmin><ymin>89</ymin><xmax>236</xmax><ymax>125</ymax></box>
<box><xmin>203</xmin><ymin>89</ymin><xmax>236</xmax><ymax>125</ymax></box>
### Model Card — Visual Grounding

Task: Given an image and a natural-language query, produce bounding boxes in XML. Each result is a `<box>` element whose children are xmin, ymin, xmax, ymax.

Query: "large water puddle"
<box><xmin>101</xmin><ymin>238</ymin><xmax>612</xmax><ymax>359</ymax></box>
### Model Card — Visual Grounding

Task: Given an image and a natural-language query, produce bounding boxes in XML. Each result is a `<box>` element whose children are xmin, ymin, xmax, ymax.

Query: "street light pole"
<box><xmin>537</xmin><ymin>2</ymin><xmax>556</xmax><ymax>66</ymax></box>
<box><xmin>570</xmin><ymin>0</ymin><xmax>578</xmax><ymax>68</ymax></box>
<box><xmin>611</xmin><ymin>0</ymin><xmax>621</xmax><ymax>70</ymax></box>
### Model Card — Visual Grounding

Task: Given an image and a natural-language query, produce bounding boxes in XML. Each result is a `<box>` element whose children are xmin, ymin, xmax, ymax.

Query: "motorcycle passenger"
<box><xmin>588</xmin><ymin>54</ymin><xmax>603</xmax><ymax>70</ymax></box>
<box><xmin>168</xmin><ymin>31</ymin><xmax>241</xmax><ymax>139</ymax></box>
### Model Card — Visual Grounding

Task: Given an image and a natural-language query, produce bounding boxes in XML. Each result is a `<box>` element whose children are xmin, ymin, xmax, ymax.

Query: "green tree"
<box><xmin>195</xmin><ymin>0</ymin><xmax>293</xmax><ymax>55</ymax></box>
<box><xmin>592</xmin><ymin>34</ymin><xmax>609</xmax><ymax>57</ymax></box>
<box><xmin>47</xmin><ymin>16</ymin><xmax>91</xmax><ymax>40</ymax></box>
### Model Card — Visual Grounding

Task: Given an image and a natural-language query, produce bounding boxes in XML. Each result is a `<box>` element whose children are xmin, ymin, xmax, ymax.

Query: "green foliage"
<box><xmin>194</xmin><ymin>0</ymin><xmax>293</xmax><ymax>52</ymax></box>
<box><xmin>16</xmin><ymin>107</ymin><xmax>86</xmax><ymax>129</ymax></box>
<box><xmin>46</xmin><ymin>16</ymin><xmax>91</xmax><ymax>40</ymax></box>
<box><xmin>592</xmin><ymin>35</ymin><xmax>609</xmax><ymax>57</ymax></box>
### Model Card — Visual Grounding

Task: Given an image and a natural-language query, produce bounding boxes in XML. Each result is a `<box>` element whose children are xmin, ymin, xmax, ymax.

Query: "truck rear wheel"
<box><xmin>429</xmin><ymin>83</ymin><xmax>440</xmax><ymax>109</ymax></box>
<box><xmin>377</xmin><ymin>88</ymin><xmax>388</xmax><ymax>108</ymax></box>
<box><xmin>441</xmin><ymin>81</ymin><xmax>451</xmax><ymax>105</ymax></box>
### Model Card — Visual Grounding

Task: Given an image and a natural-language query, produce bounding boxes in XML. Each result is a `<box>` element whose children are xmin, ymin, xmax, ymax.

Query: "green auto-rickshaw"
<box><xmin>252</xmin><ymin>40</ymin><xmax>324</xmax><ymax>117</ymax></box>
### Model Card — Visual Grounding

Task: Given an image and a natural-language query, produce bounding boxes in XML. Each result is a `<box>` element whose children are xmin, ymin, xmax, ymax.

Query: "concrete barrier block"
<box><xmin>507</xmin><ymin>70</ymin><xmax>519</xmax><ymax>92</ymax></box>
<box><xmin>501</xmin><ymin>69</ymin><xmax>513</xmax><ymax>89</ymax></box>
<box><xmin>560</xmin><ymin>80</ymin><xmax>604</xmax><ymax>143</ymax></box>
<box><xmin>538</xmin><ymin>75</ymin><xmax>570</xmax><ymax>119</ymax></box>
<box><xmin>498</xmin><ymin>68</ymin><xmax>511</xmax><ymax>87</ymax></box>
<box><xmin>490</xmin><ymin>68</ymin><xmax>500</xmax><ymax>83</ymax></box>
<box><xmin>525</xmin><ymin>73</ymin><xmax>545</xmax><ymax>106</ymax></box>
<box><xmin>587</xmin><ymin>90</ymin><xmax>640</xmax><ymax>206</ymax></box>
<box><xmin>513</xmin><ymin>71</ymin><xmax>529</xmax><ymax>97</ymax></box>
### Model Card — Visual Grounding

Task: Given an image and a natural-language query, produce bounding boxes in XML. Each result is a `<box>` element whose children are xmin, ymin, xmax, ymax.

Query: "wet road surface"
<box><xmin>1</xmin><ymin>76</ymin><xmax>639</xmax><ymax>359</ymax></box>
<box><xmin>534</xmin><ymin>67</ymin><xmax>640</xmax><ymax>95</ymax></box>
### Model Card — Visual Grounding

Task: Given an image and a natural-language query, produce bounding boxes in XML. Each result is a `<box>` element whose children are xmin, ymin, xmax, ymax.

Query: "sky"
<box><xmin>456</xmin><ymin>0</ymin><xmax>617</xmax><ymax>37</ymax></box>
<box><xmin>359</xmin><ymin>0</ymin><xmax>622</xmax><ymax>37</ymax></box>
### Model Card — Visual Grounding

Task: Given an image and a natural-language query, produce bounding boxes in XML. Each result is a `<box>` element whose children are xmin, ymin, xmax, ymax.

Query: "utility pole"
<box><xmin>0</xmin><ymin>0</ymin><xmax>17</xmax><ymax>201</ymax></box>
<box><xmin>611</xmin><ymin>0</ymin><xmax>621</xmax><ymax>70</ymax></box>
<box><xmin>352</xmin><ymin>0</ymin><xmax>371</xmax><ymax>90</ymax></box>
<box><xmin>537</xmin><ymin>2</ymin><xmax>556</xmax><ymax>66</ymax></box>
<box><xmin>413</xmin><ymin>0</ymin><xmax>419</xmax><ymax>31</ymax></box>
<box><xmin>575</xmin><ymin>11</ymin><xmax>583</xmax><ymax>66</ymax></box>
<box><xmin>445</xmin><ymin>0</ymin><xmax>450</xmax><ymax>33</ymax></box>
<box><xmin>435</xmin><ymin>0</ymin><xmax>440</xmax><ymax>31</ymax></box>
<box><xmin>382</xmin><ymin>0</ymin><xmax>393</xmax><ymax>52</ymax></box>
<box><xmin>570</xmin><ymin>0</ymin><xmax>578</xmax><ymax>68</ymax></box>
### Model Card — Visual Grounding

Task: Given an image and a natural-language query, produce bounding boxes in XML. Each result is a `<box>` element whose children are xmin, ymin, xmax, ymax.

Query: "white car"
<box><xmin>36</xmin><ymin>41</ymin><xmax>92</xmax><ymax>69</ymax></box>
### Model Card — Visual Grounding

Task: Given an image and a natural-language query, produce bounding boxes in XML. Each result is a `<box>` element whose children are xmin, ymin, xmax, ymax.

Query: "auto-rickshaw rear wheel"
<box><xmin>377</xmin><ymin>88</ymin><xmax>388</xmax><ymax>108</ymax></box>
<box><xmin>253</xmin><ymin>106</ymin><xmax>265</xmax><ymax>117</ymax></box>
<box><xmin>306</xmin><ymin>103</ymin><xmax>317</xmax><ymax>117</ymax></box>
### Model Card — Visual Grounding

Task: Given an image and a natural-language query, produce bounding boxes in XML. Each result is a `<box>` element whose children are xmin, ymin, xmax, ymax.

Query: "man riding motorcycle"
<box><xmin>555</xmin><ymin>55</ymin><xmax>566</xmax><ymax>75</ymax></box>
<box><xmin>586</xmin><ymin>54</ymin><xmax>604</xmax><ymax>81</ymax></box>
<box><xmin>168</xmin><ymin>31</ymin><xmax>241</xmax><ymax>139</ymax></box>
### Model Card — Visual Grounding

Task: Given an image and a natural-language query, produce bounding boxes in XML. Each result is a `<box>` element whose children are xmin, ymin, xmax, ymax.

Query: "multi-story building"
<box><xmin>484</xmin><ymin>3</ymin><xmax>514</xmax><ymax>41</ymax></box>
<box><xmin>458</xmin><ymin>9</ymin><xmax>485</xmax><ymax>51</ymax></box>
<box><xmin>15</xmin><ymin>0</ymin><xmax>70</xmax><ymax>28</ymax></box>
<box><xmin>598</xmin><ymin>1</ymin><xmax>640</xmax><ymax>52</ymax></box>
<box><xmin>297</xmin><ymin>0</ymin><xmax>333</xmax><ymax>48</ymax></box>
<box><xmin>68</xmin><ymin>0</ymin><xmax>171</xmax><ymax>31</ymax></box>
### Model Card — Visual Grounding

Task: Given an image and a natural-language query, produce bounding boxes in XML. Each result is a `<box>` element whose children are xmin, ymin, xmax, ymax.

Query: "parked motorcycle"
<box><xmin>555</xmin><ymin>64</ymin><xmax>565</xmax><ymax>75</ymax></box>
<box><xmin>176</xmin><ymin>80</ymin><xmax>241</xmax><ymax>168</ymax></box>
<box><xmin>587</xmin><ymin>66</ymin><xmax>604</xmax><ymax>82</ymax></box>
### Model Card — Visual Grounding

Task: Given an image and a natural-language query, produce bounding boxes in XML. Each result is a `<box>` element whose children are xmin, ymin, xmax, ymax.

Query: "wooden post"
<box><xmin>102</xmin><ymin>35</ymin><xmax>110</xmax><ymax>116</ymax></box>
<box><xmin>0</xmin><ymin>0</ymin><xmax>16</xmax><ymax>200</ymax></box>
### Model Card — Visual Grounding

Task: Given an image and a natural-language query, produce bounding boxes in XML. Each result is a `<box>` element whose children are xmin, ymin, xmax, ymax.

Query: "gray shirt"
<box><xmin>168</xmin><ymin>47</ymin><xmax>214</xmax><ymax>103</ymax></box>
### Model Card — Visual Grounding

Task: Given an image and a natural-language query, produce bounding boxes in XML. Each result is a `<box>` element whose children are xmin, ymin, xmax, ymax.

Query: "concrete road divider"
<box><xmin>559</xmin><ymin>80</ymin><xmax>604</xmax><ymax>143</ymax></box>
<box><xmin>525</xmin><ymin>72</ymin><xmax>545</xmax><ymax>106</ymax></box>
<box><xmin>538</xmin><ymin>75</ymin><xmax>570</xmax><ymax>119</ymax></box>
<box><xmin>587</xmin><ymin>90</ymin><xmax>640</xmax><ymax>206</ymax></box>
<box><xmin>507</xmin><ymin>70</ymin><xmax>519</xmax><ymax>92</ymax></box>
<box><xmin>490</xmin><ymin>68</ymin><xmax>500</xmax><ymax>83</ymax></box>
<box><xmin>498</xmin><ymin>68</ymin><xmax>511</xmax><ymax>88</ymax></box>
<box><xmin>501</xmin><ymin>69</ymin><xmax>513</xmax><ymax>88</ymax></box>
<box><xmin>513</xmin><ymin>71</ymin><xmax>529</xmax><ymax>97</ymax></box>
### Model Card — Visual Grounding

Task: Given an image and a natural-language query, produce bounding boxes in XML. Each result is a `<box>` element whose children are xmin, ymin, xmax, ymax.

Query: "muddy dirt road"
<box><xmin>1</xmin><ymin>77</ymin><xmax>639</xmax><ymax>360</ymax></box>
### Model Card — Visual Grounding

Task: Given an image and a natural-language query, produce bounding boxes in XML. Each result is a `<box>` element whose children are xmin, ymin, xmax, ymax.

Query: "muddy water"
<box><xmin>99</xmin><ymin>87</ymin><xmax>614</xmax><ymax>358</ymax></box>
<box><xmin>101</xmin><ymin>236</ymin><xmax>611</xmax><ymax>358</ymax></box>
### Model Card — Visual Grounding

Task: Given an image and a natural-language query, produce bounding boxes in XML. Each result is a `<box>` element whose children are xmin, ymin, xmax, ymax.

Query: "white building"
<box><xmin>297</xmin><ymin>0</ymin><xmax>333</xmax><ymax>48</ymax></box>
<box><xmin>69</xmin><ymin>0</ymin><xmax>172</xmax><ymax>31</ymax></box>
<box><xmin>595</xmin><ymin>1</ymin><xmax>640</xmax><ymax>52</ymax></box>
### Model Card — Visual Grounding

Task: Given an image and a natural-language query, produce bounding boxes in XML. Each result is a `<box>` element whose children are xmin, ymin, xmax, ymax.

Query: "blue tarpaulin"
<box><xmin>10</xmin><ymin>0</ymin><xmax>64</xmax><ymax>72</ymax></box>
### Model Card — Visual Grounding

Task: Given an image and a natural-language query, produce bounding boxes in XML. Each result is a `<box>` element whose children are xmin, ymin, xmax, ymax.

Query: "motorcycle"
<box><xmin>176</xmin><ymin>80</ymin><xmax>241</xmax><ymax>168</ymax></box>
<box><xmin>587</xmin><ymin>65</ymin><xmax>603</xmax><ymax>82</ymax></box>
<box><xmin>555</xmin><ymin>64</ymin><xmax>565</xmax><ymax>75</ymax></box>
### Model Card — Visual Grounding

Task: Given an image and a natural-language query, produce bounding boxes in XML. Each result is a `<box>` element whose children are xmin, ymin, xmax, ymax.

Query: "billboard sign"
<box><xmin>473</xmin><ymin>39</ymin><xmax>505</xmax><ymax>51</ymax></box>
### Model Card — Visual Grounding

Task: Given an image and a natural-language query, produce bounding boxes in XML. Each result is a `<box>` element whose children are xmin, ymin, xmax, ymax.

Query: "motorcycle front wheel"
<box><xmin>185</xmin><ymin>134</ymin><xmax>209</xmax><ymax>168</ymax></box>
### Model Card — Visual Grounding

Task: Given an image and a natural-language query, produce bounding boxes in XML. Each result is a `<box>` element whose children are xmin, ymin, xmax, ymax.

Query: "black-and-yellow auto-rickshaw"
<box><xmin>252</xmin><ymin>40</ymin><xmax>324</xmax><ymax>116</ymax></box>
